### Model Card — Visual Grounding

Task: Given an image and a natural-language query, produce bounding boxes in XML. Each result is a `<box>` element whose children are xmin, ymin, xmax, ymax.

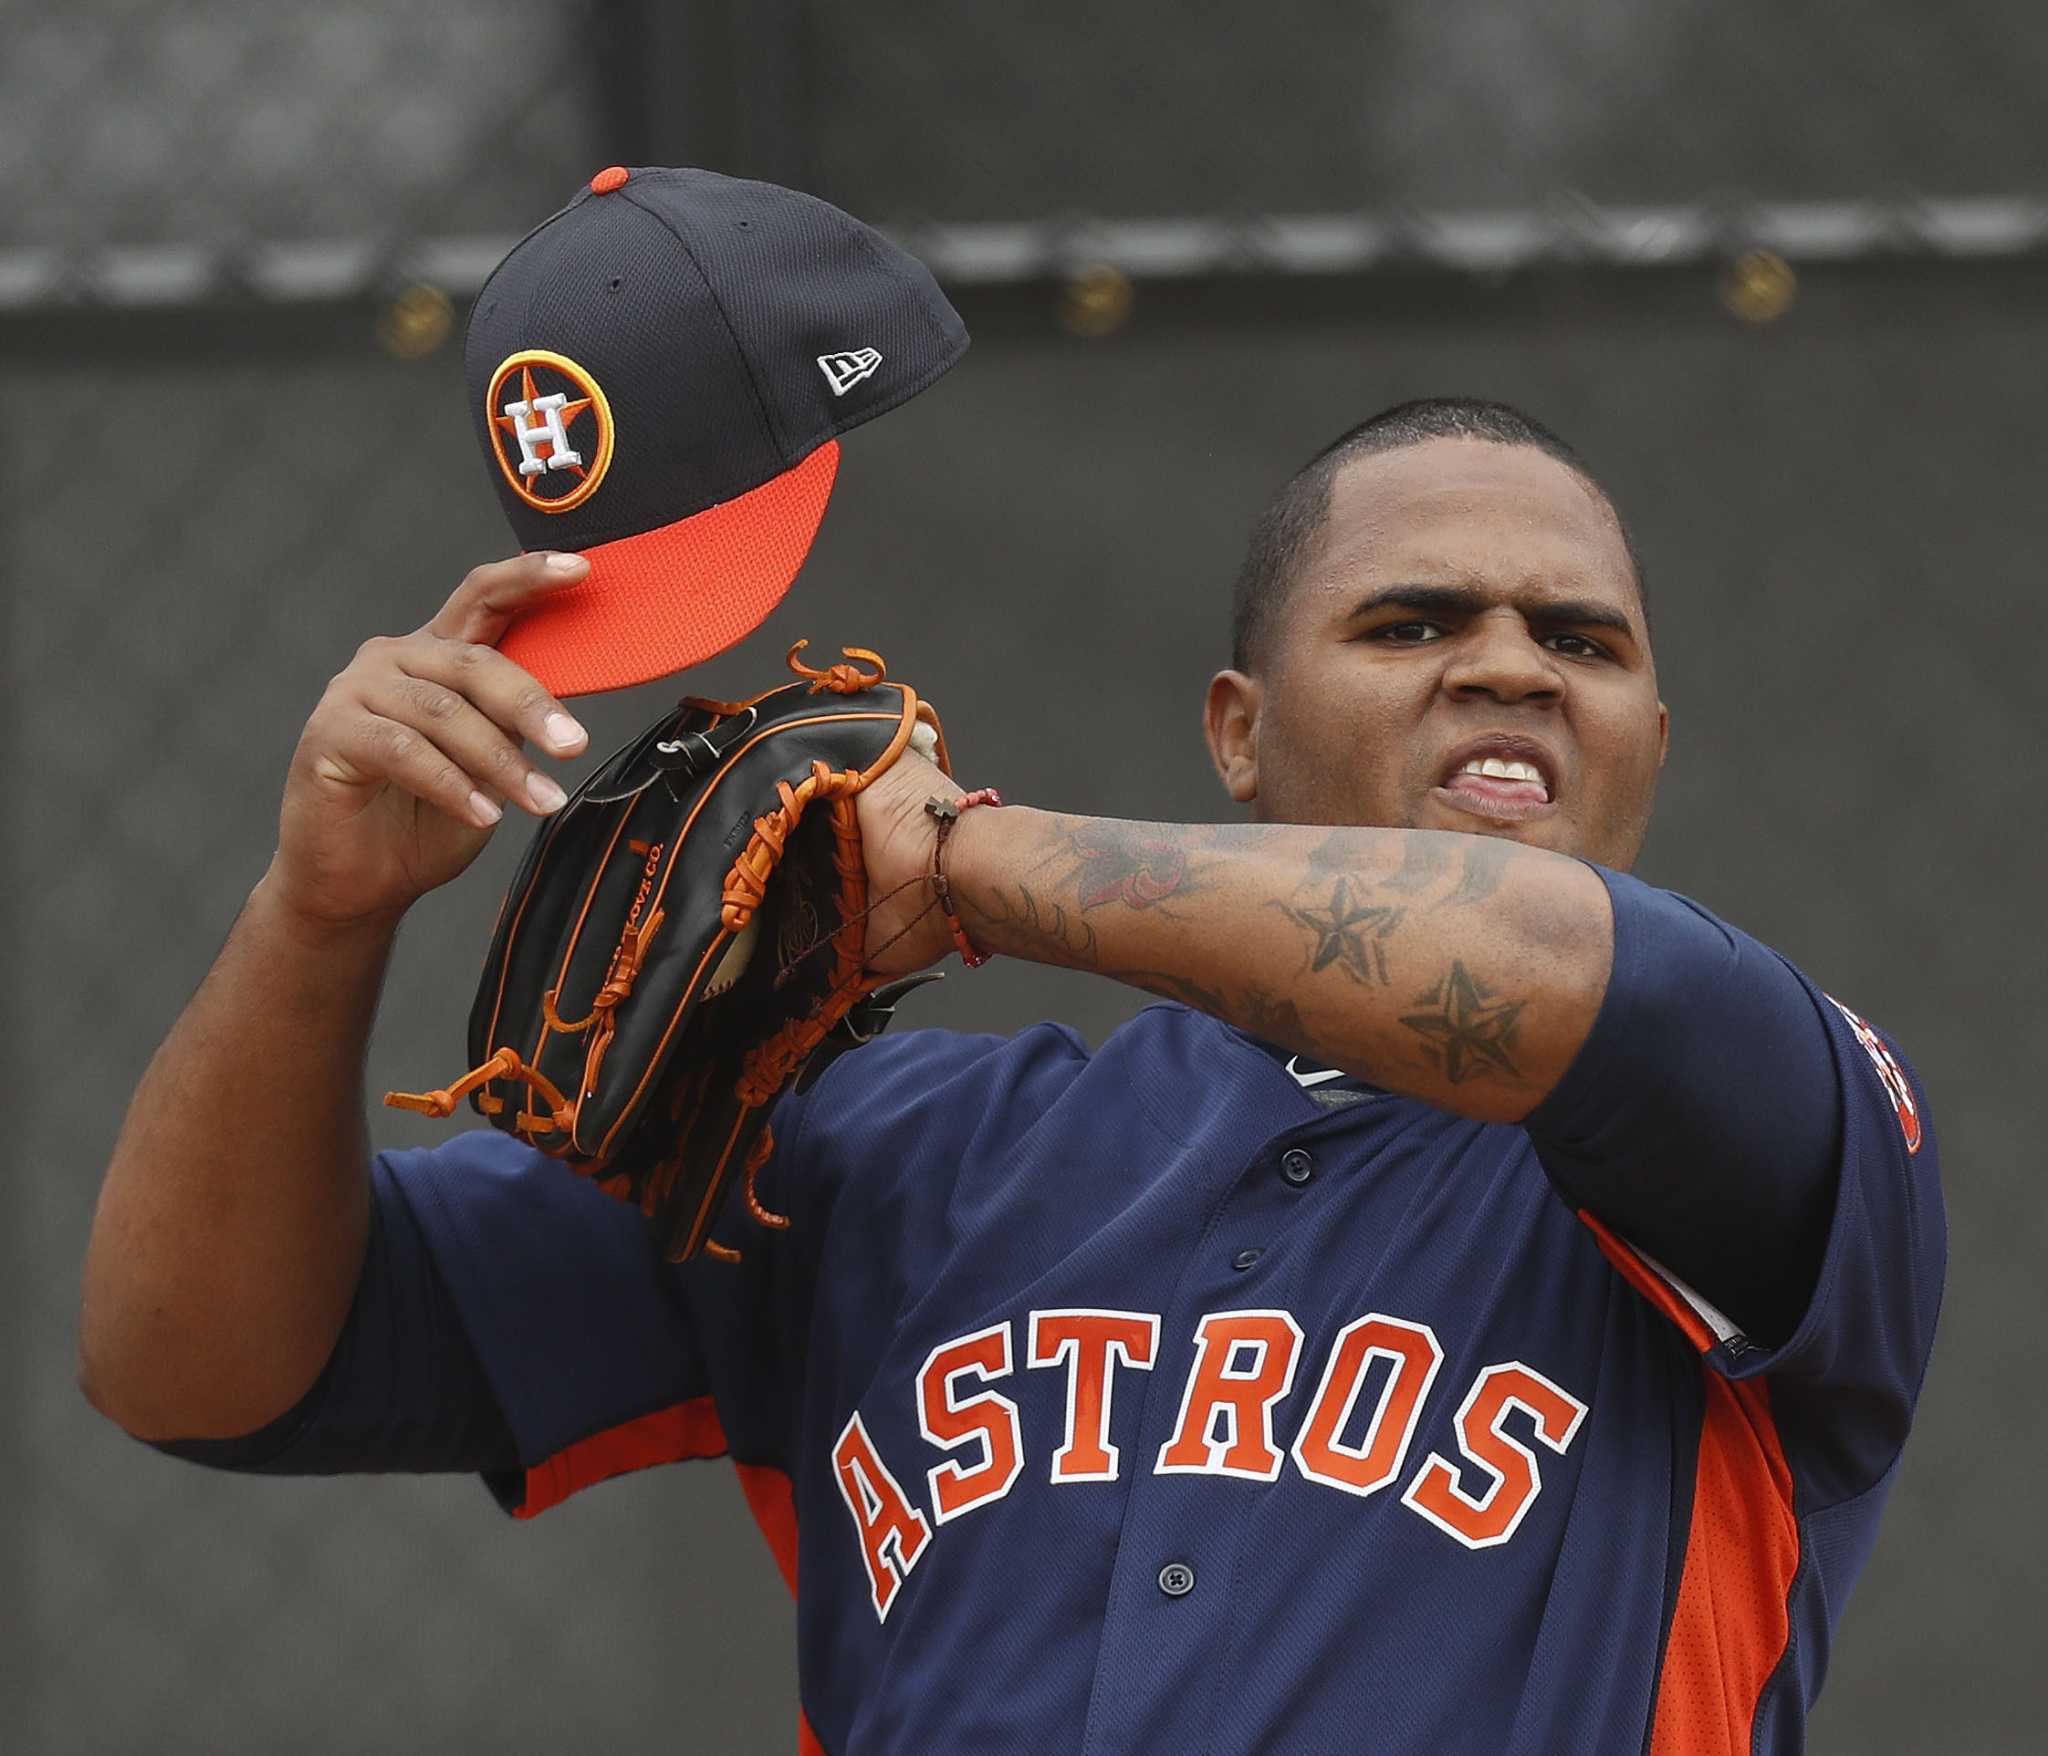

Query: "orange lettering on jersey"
<box><xmin>1401</xmin><ymin>1360</ymin><xmax>1588</xmax><ymax>1550</ymax></box>
<box><xmin>916</xmin><ymin>1323</ymin><xmax>1025</xmax><ymax>1523</ymax></box>
<box><xmin>1155</xmin><ymin>1310</ymin><xmax>1304</xmax><ymax>1481</ymax></box>
<box><xmin>1290</xmin><ymin>1314</ymin><xmax>1443</xmax><ymax>1497</ymax></box>
<box><xmin>1028</xmin><ymin>1309</ymin><xmax>1160</xmax><ymax>1482</ymax></box>
<box><xmin>831</xmin><ymin>1411</ymin><xmax>933</xmax><ymax>1620</ymax></box>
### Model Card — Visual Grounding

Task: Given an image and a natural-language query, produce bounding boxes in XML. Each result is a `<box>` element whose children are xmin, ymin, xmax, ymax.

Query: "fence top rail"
<box><xmin>5</xmin><ymin>195</ymin><xmax>2047</xmax><ymax>312</ymax></box>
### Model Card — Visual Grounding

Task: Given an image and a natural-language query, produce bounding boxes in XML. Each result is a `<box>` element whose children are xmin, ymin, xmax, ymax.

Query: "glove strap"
<box><xmin>925</xmin><ymin>788</ymin><xmax>1003</xmax><ymax>968</ymax></box>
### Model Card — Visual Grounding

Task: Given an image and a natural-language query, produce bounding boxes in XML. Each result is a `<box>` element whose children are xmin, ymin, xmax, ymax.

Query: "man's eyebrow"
<box><xmin>1343</xmin><ymin>583</ymin><xmax>1638</xmax><ymax>639</ymax></box>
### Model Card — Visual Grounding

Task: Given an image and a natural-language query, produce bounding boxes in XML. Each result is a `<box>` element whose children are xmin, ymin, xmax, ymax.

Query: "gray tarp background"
<box><xmin>9</xmin><ymin>3</ymin><xmax>2044</xmax><ymax>1750</ymax></box>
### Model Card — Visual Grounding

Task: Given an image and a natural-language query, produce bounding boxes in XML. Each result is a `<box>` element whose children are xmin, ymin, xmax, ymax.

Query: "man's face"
<box><xmin>1205</xmin><ymin>438</ymin><xmax>1668</xmax><ymax>870</ymax></box>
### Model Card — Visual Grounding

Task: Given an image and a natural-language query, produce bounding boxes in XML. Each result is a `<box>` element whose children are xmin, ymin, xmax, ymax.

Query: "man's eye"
<box><xmin>1544</xmin><ymin>632</ymin><xmax>1606</xmax><ymax>659</ymax></box>
<box><xmin>1372</xmin><ymin>621</ymin><xmax>1443</xmax><ymax>644</ymax></box>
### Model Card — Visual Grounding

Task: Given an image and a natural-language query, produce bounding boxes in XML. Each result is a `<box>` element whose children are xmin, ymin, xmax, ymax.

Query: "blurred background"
<box><xmin>7</xmin><ymin>1</ymin><xmax>2044</xmax><ymax>1750</ymax></box>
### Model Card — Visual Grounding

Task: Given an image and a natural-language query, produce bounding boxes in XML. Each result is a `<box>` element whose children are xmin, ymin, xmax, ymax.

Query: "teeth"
<box><xmin>1461</xmin><ymin>756</ymin><xmax>1544</xmax><ymax>784</ymax></box>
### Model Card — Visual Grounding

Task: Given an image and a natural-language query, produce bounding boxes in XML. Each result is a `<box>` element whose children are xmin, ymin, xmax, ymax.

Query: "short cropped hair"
<box><xmin>1229</xmin><ymin>397</ymin><xmax>1648</xmax><ymax>672</ymax></box>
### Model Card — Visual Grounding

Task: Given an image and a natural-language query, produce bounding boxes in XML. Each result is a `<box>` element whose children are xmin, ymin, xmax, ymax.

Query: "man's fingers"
<box><xmin>319</xmin><ymin>713</ymin><xmax>506</xmax><ymax>831</ymax></box>
<box><xmin>424</xmin><ymin>551</ymin><xmax>590</xmax><ymax>647</ymax></box>
<box><xmin>385</xmin><ymin>634</ymin><xmax>588</xmax><ymax>758</ymax></box>
<box><xmin>317</xmin><ymin>569</ymin><xmax>594</xmax><ymax>832</ymax></box>
<box><xmin>354</xmin><ymin>672</ymin><xmax>571</xmax><ymax>818</ymax></box>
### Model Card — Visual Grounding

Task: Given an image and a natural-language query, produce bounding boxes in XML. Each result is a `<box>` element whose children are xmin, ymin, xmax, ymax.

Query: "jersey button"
<box><xmin>1231</xmin><ymin>1247</ymin><xmax>1264</xmax><ymax>1271</ymax></box>
<box><xmin>1157</xmin><ymin>1561</ymin><xmax>1196</xmax><ymax>1598</ymax></box>
<box><xmin>1279</xmin><ymin>1147</ymin><xmax>1316</xmax><ymax>1187</ymax></box>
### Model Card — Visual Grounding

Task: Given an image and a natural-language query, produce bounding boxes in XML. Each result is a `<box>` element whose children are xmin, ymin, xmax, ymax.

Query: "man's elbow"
<box><xmin>76</xmin><ymin>1321</ymin><xmax>160</xmax><ymax>1439</ymax></box>
<box><xmin>74</xmin><ymin>1304</ymin><xmax>279</xmax><ymax>1444</ymax></box>
<box><xmin>76</xmin><ymin>1205</ymin><xmax>170</xmax><ymax>1435</ymax></box>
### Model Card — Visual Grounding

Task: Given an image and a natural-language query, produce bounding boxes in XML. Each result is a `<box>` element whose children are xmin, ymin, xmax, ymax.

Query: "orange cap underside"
<box><xmin>498</xmin><ymin>441</ymin><xmax>840</xmax><ymax>697</ymax></box>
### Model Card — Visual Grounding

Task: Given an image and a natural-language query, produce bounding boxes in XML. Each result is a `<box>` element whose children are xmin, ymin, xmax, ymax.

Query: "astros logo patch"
<box><xmin>486</xmin><ymin>349</ymin><xmax>615</xmax><ymax>513</ymax></box>
<box><xmin>1828</xmin><ymin>996</ymin><xmax>1923</xmax><ymax>1154</ymax></box>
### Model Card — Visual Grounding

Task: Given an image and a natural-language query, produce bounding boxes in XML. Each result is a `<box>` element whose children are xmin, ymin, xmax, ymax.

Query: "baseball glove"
<box><xmin>386</xmin><ymin>642</ymin><xmax>950</xmax><ymax>1262</ymax></box>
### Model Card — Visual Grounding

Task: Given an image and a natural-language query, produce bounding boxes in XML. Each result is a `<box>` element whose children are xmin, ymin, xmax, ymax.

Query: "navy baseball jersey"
<box><xmin>169</xmin><ymin>867</ymin><xmax>1944</xmax><ymax>1753</ymax></box>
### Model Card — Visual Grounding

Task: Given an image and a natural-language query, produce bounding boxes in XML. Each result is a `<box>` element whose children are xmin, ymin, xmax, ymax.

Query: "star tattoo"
<box><xmin>1273</xmin><ymin>877</ymin><xmax>1404</xmax><ymax>987</ymax></box>
<box><xmin>1399</xmin><ymin>961</ymin><xmax>1526</xmax><ymax>1083</ymax></box>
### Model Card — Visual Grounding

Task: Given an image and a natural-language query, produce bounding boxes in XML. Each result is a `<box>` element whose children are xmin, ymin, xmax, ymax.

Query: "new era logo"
<box><xmin>818</xmin><ymin>348</ymin><xmax>883</xmax><ymax>396</ymax></box>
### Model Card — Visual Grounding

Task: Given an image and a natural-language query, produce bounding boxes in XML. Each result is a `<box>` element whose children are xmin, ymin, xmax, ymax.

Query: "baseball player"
<box><xmin>82</xmin><ymin>316</ymin><xmax>1942</xmax><ymax>1747</ymax></box>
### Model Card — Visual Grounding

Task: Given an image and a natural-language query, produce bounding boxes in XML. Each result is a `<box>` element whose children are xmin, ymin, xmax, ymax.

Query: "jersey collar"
<box><xmin>1225</xmin><ymin>1025</ymin><xmax>1390</xmax><ymax>1111</ymax></box>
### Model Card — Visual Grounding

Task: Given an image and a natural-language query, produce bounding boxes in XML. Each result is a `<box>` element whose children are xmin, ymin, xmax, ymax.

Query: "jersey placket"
<box><xmin>1076</xmin><ymin>1110</ymin><xmax>1366</xmax><ymax>1754</ymax></box>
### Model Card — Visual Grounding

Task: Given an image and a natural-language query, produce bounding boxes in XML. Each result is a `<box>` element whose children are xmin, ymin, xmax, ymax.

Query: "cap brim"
<box><xmin>497</xmin><ymin>440</ymin><xmax>840</xmax><ymax>697</ymax></box>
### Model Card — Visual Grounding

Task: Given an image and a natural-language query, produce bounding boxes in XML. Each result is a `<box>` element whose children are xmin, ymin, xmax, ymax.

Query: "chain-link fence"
<box><xmin>10</xmin><ymin>4</ymin><xmax>2047</xmax><ymax>1753</ymax></box>
<box><xmin>12</xmin><ymin>0</ymin><xmax>2048</xmax><ymax>306</ymax></box>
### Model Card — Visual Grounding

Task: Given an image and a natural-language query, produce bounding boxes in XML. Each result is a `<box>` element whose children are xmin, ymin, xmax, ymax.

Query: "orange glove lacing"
<box><xmin>386</xmin><ymin>641</ymin><xmax>947</xmax><ymax>1266</ymax></box>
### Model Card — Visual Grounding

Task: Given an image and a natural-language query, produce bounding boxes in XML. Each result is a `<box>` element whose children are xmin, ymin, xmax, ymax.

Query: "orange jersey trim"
<box><xmin>1577</xmin><ymin>1209</ymin><xmax>1720</xmax><ymax>1354</ymax></box>
<box><xmin>736</xmin><ymin>1458</ymin><xmax>814</xmax><ymax>1751</ymax></box>
<box><xmin>512</xmin><ymin>1399</ymin><xmax>819</xmax><ymax>1751</ymax></box>
<box><xmin>1575</xmin><ymin>1212</ymin><xmax>1802</xmax><ymax>1750</ymax></box>
<box><xmin>512</xmin><ymin>1395</ymin><xmax>727</xmax><ymax>1519</ymax></box>
<box><xmin>1650</xmin><ymin>1375</ymin><xmax>1800</xmax><ymax>1753</ymax></box>
<box><xmin>736</xmin><ymin>1459</ymin><xmax>801</xmax><ymax>1596</ymax></box>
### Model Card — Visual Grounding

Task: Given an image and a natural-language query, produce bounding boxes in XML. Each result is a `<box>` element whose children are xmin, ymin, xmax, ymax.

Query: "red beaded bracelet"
<box><xmin>924</xmin><ymin>788</ymin><xmax>1003</xmax><ymax>967</ymax></box>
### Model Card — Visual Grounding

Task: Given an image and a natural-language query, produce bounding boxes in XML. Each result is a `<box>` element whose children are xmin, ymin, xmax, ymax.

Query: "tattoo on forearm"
<box><xmin>1438</xmin><ymin>838</ymin><xmax>1515</xmax><ymax>911</ymax></box>
<box><xmin>1371</xmin><ymin>829</ymin><xmax>1522</xmax><ymax>908</ymax></box>
<box><xmin>1063</xmin><ymin>822</ymin><xmax>1208</xmax><ymax>912</ymax></box>
<box><xmin>1302</xmin><ymin>829</ymin><xmax>1363</xmax><ymax>884</ymax></box>
<box><xmin>1235</xmin><ymin>988</ymin><xmax>1322</xmax><ymax>1056</ymax></box>
<box><xmin>1381</xmin><ymin>832</ymin><xmax>1453</xmax><ymax>895</ymax></box>
<box><xmin>971</xmin><ymin>819</ymin><xmax>1541</xmax><ymax>1096</ymax></box>
<box><xmin>1399</xmin><ymin>961</ymin><xmax>1527</xmax><ymax>1083</ymax></box>
<box><xmin>1120</xmin><ymin>968</ymin><xmax>1230</xmax><ymax>1014</ymax></box>
<box><xmin>1118</xmin><ymin>973</ymin><xmax>1337</xmax><ymax>1069</ymax></box>
<box><xmin>1273</xmin><ymin>877</ymin><xmax>1404</xmax><ymax>987</ymax></box>
<box><xmin>965</xmin><ymin>883</ymin><xmax>1100</xmax><ymax>969</ymax></box>
<box><xmin>1194</xmin><ymin>821</ymin><xmax>1288</xmax><ymax>851</ymax></box>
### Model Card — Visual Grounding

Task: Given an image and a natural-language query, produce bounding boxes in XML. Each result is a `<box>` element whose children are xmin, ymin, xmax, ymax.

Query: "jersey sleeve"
<box><xmin>1525</xmin><ymin>867</ymin><xmax>1946</xmax><ymax>1504</ymax></box>
<box><xmin>382</xmin><ymin>1127</ymin><xmax>783</xmax><ymax>1517</ymax></box>
<box><xmin>152</xmin><ymin>1023</ymin><xmax>1022</xmax><ymax>1520</ymax></box>
<box><xmin>154</xmin><ymin>1128</ymin><xmax>798</xmax><ymax>1516</ymax></box>
<box><xmin>149</xmin><ymin>1151</ymin><xmax>520</xmax><ymax>1478</ymax></box>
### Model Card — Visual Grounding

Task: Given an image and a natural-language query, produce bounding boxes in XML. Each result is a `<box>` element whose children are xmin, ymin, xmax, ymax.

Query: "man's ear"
<box><xmin>1204</xmin><ymin>670</ymin><xmax>1261</xmax><ymax>804</ymax></box>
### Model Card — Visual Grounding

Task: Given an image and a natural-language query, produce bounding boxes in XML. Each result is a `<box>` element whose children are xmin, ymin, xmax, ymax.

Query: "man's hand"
<box><xmin>270</xmin><ymin>552</ymin><xmax>593</xmax><ymax>929</ymax></box>
<box><xmin>81</xmin><ymin>549</ymin><xmax>611</xmax><ymax>1438</ymax></box>
<box><xmin>854</xmin><ymin>742</ymin><xmax>964</xmax><ymax>976</ymax></box>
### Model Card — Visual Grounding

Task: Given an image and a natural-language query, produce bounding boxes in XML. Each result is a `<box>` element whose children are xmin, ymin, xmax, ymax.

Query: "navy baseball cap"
<box><xmin>465</xmin><ymin>165</ymin><xmax>969</xmax><ymax>696</ymax></box>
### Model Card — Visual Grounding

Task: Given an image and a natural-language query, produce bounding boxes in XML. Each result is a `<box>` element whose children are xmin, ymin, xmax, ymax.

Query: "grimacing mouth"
<box><xmin>1435</xmin><ymin>732</ymin><xmax>1563</xmax><ymax>802</ymax></box>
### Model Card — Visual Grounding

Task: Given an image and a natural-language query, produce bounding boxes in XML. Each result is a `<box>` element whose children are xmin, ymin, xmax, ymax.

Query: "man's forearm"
<box><xmin>949</xmin><ymin>810</ymin><xmax>1614</xmax><ymax>1122</ymax></box>
<box><xmin>79</xmin><ymin>870</ymin><xmax>392</xmax><ymax>1439</ymax></box>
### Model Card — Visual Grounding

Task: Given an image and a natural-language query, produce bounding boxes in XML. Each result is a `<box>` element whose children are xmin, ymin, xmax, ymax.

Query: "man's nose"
<box><xmin>1441</xmin><ymin>616</ymin><xmax>1564</xmax><ymax>706</ymax></box>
